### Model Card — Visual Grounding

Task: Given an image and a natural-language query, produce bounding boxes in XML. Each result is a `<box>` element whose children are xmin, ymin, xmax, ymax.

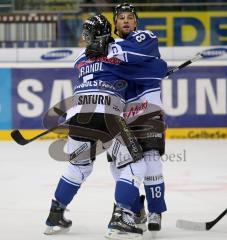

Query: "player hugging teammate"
<box><xmin>44</xmin><ymin>3</ymin><xmax>167</xmax><ymax>240</ymax></box>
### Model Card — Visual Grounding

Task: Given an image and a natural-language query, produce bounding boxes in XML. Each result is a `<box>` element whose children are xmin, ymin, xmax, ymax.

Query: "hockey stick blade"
<box><xmin>176</xmin><ymin>208</ymin><xmax>227</xmax><ymax>231</ymax></box>
<box><xmin>11</xmin><ymin>128</ymin><xmax>56</xmax><ymax>145</ymax></box>
<box><xmin>11</xmin><ymin>107</ymin><xmax>69</xmax><ymax>145</ymax></box>
<box><xmin>11</xmin><ymin>122</ymin><xmax>68</xmax><ymax>146</ymax></box>
<box><xmin>11</xmin><ymin>129</ymin><xmax>31</xmax><ymax>145</ymax></box>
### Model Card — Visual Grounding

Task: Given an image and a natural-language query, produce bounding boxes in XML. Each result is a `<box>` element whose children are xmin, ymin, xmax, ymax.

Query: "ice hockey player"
<box><xmin>44</xmin><ymin>14</ymin><xmax>145</xmax><ymax>239</ymax></box>
<box><xmin>105</xmin><ymin>3</ymin><xmax>167</xmax><ymax>237</ymax></box>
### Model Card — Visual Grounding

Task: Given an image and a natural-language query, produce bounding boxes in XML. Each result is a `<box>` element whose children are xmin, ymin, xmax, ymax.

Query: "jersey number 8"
<box><xmin>135</xmin><ymin>33</ymin><xmax>146</xmax><ymax>43</ymax></box>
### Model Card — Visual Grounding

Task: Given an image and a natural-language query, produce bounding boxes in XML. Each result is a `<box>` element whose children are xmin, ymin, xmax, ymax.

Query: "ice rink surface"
<box><xmin>0</xmin><ymin>139</ymin><xmax>227</xmax><ymax>240</ymax></box>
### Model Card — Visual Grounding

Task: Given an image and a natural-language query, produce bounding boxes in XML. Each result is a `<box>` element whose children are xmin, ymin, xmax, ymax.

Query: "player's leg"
<box><xmin>128</xmin><ymin>105</ymin><xmax>167</xmax><ymax>231</ymax></box>
<box><xmin>44</xmin><ymin>162</ymin><xmax>94</xmax><ymax>234</ymax></box>
<box><xmin>109</xmin><ymin>160</ymin><xmax>147</xmax><ymax>232</ymax></box>
<box><xmin>143</xmin><ymin>150</ymin><xmax>167</xmax><ymax>231</ymax></box>
<box><xmin>106</xmin><ymin>150</ymin><xmax>146</xmax><ymax>240</ymax></box>
<box><xmin>44</xmin><ymin>137</ymin><xmax>95</xmax><ymax>235</ymax></box>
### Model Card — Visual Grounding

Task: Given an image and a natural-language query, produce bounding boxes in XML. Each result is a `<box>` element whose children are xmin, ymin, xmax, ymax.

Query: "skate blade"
<box><xmin>44</xmin><ymin>225</ymin><xmax>70</xmax><ymax>235</ymax></box>
<box><xmin>105</xmin><ymin>229</ymin><xmax>143</xmax><ymax>240</ymax></box>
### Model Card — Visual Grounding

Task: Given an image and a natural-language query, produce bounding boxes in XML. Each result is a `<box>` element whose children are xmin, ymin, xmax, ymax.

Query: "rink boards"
<box><xmin>0</xmin><ymin>62</ymin><xmax>227</xmax><ymax>140</ymax></box>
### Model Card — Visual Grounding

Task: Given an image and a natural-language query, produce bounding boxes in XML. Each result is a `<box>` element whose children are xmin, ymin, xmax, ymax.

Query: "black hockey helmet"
<box><xmin>82</xmin><ymin>14</ymin><xmax>112</xmax><ymax>45</ymax></box>
<box><xmin>82</xmin><ymin>14</ymin><xmax>113</xmax><ymax>58</ymax></box>
<box><xmin>113</xmin><ymin>3</ymin><xmax>138</xmax><ymax>23</ymax></box>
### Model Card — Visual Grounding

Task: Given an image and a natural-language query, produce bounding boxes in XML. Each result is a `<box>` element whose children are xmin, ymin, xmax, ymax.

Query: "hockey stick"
<box><xmin>11</xmin><ymin>121</ymin><xmax>69</xmax><ymax>145</ymax></box>
<box><xmin>176</xmin><ymin>208</ymin><xmax>227</xmax><ymax>231</ymax></box>
<box><xmin>11</xmin><ymin>107</ymin><xmax>69</xmax><ymax>145</ymax></box>
<box><xmin>166</xmin><ymin>47</ymin><xmax>227</xmax><ymax>77</ymax></box>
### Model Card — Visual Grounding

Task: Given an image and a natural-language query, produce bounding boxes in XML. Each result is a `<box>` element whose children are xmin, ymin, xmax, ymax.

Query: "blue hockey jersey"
<box><xmin>107</xmin><ymin>30</ymin><xmax>167</xmax><ymax>103</ymax></box>
<box><xmin>73</xmin><ymin>30</ymin><xmax>167</xmax><ymax>111</ymax></box>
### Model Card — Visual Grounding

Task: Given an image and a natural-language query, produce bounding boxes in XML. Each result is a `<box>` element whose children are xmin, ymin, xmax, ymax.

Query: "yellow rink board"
<box><xmin>1</xmin><ymin>128</ymin><xmax>227</xmax><ymax>141</ymax></box>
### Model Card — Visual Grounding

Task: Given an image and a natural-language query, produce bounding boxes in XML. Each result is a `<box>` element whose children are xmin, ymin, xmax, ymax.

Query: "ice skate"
<box><xmin>44</xmin><ymin>199</ymin><xmax>72</xmax><ymax>235</ymax></box>
<box><xmin>147</xmin><ymin>213</ymin><xmax>161</xmax><ymax>231</ymax></box>
<box><xmin>105</xmin><ymin>204</ymin><xmax>143</xmax><ymax>240</ymax></box>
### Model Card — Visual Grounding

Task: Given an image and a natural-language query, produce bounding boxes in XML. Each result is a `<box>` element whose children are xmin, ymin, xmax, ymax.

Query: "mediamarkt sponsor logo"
<box><xmin>41</xmin><ymin>49</ymin><xmax>73</xmax><ymax>60</ymax></box>
<box><xmin>124</xmin><ymin>101</ymin><xmax>148</xmax><ymax>119</ymax></box>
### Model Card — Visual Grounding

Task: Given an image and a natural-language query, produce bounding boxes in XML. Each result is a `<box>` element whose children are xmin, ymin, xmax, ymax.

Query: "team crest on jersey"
<box><xmin>124</xmin><ymin>101</ymin><xmax>148</xmax><ymax>119</ymax></box>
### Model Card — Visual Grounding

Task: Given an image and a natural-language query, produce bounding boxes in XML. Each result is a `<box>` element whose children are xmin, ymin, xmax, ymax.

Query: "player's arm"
<box><xmin>108</xmin><ymin>30</ymin><xmax>161</xmax><ymax>63</ymax></box>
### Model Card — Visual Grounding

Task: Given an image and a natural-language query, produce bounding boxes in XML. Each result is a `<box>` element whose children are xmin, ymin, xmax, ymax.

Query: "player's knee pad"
<box><xmin>143</xmin><ymin>150</ymin><xmax>164</xmax><ymax>186</ymax></box>
<box><xmin>119</xmin><ymin>159</ymin><xmax>146</xmax><ymax>188</ymax></box>
<box><xmin>107</xmin><ymin>136</ymin><xmax>143</xmax><ymax>169</ymax></box>
<box><xmin>129</xmin><ymin>111</ymin><xmax>166</xmax><ymax>155</ymax></box>
<box><xmin>66</xmin><ymin>136</ymin><xmax>96</xmax><ymax>165</ymax></box>
<box><xmin>62</xmin><ymin>162</ymin><xmax>94</xmax><ymax>185</ymax></box>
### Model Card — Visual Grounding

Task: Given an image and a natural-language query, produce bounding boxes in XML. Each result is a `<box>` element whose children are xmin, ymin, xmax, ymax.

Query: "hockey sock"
<box><xmin>54</xmin><ymin>177</ymin><xmax>80</xmax><ymax>206</ymax></box>
<box><xmin>115</xmin><ymin>180</ymin><xmax>139</xmax><ymax>211</ymax></box>
<box><xmin>131</xmin><ymin>195</ymin><xmax>145</xmax><ymax>214</ymax></box>
<box><xmin>144</xmin><ymin>183</ymin><xmax>167</xmax><ymax>213</ymax></box>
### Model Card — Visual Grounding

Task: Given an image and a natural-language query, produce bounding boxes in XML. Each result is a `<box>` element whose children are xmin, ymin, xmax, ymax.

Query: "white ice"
<box><xmin>0</xmin><ymin>139</ymin><xmax>227</xmax><ymax>240</ymax></box>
